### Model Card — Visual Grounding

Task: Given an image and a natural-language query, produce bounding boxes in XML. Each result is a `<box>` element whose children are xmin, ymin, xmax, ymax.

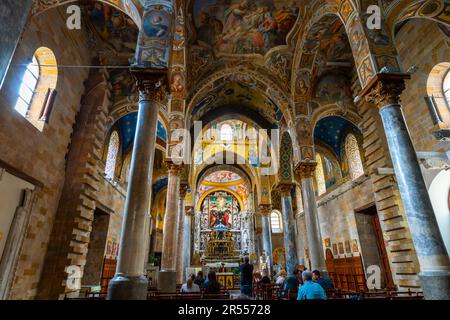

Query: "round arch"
<box><xmin>186</xmin><ymin>66</ymin><xmax>294</xmax><ymax>128</ymax></box>
<box><xmin>196</xmin><ymin>187</ymin><xmax>245</xmax><ymax>212</ymax></box>
<box><xmin>31</xmin><ymin>0</ymin><xmax>142</xmax><ymax>28</ymax></box>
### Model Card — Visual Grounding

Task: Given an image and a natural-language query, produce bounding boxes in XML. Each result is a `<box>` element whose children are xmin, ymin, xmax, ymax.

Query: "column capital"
<box><xmin>276</xmin><ymin>183</ymin><xmax>294</xmax><ymax>197</ymax></box>
<box><xmin>294</xmin><ymin>161</ymin><xmax>317</xmax><ymax>180</ymax></box>
<box><xmin>361</xmin><ymin>73</ymin><xmax>410</xmax><ymax>108</ymax></box>
<box><xmin>165</xmin><ymin>161</ymin><xmax>183</xmax><ymax>176</ymax></box>
<box><xmin>179</xmin><ymin>184</ymin><xmax>189</xmax><ymax>199</ymax></box>
<box><xmin>258</xmin><ymin>204</ymin><xmax>272</xmax><ymax>216</ymax></box>
<box><xmin>131</xmin><ymin>69</ymin><xmax>169</xmax><ymax>104</ymax></box>
<box><xmin>185</xmin><ymin>206</ymin><xmax>194</xmax><ymax>216</ymax></box>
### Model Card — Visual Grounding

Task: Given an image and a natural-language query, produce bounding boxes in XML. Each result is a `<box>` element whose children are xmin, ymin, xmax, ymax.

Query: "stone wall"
<box><xmin>317</xmin><ymin>177</ymin><xmax>374</xmax><ymax>261</ymax></box>
<box><xmin>396</xmin><ymin>19</ymin><xmax>449</xmax><ymax>153</ymax></box>
<box><xmin>0</xmin><ymin>6</ymin><xmax>92</xmax><ymax>299</ymax></box>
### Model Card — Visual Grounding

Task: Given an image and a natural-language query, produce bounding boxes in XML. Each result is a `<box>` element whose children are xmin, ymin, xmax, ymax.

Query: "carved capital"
<box><xmin>362</xmin><ymin>73</ymin><xmax>410</xmax><ymax>108</ymax></box>
<box><xmin>294</xmin><ymin>161</ymin><xmax>317</xmax><ymax>180</ymax></box>
<box><xmin>276</xmin><ymin>183</ymin><xmax>294</xmax><ymax>197</ymax></box>
<box><xmin>131</xmin><ymin>70</ymin><xmax>169</xmax><ymax>105</ymax></box>
<box><xmin>258</xmin><ymin>204</ymin><xmax>272</xmax><ymax>216</ymax></box>
<box><xmin>165</xmin><ymin>161</ymin><xmax>183</xmax><ymax>176</ymax></box>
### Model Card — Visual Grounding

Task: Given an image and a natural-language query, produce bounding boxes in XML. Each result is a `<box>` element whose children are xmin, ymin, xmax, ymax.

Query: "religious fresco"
<box><xmin>192</xmin><ymin>0</ymin><xmax>299</xmax><ymax>55</ymax></box>
<box><xmin>86</xmin><ymin>2</ymin><xmax>138</xmax><ymax>64</ymax></box>
<box><xmin>198</xmin><ymin>170</ymin><xmax>250</xmax><ymax>209</ymax></box>
<box><xmin>134</xmin><ymin>1</ymin><xmax>173</xmax><ymax>69</ymax></box>
<box><xmin>190</xmin><ymin>81</ymin><xmax>282</xmax><ymax>124</ymax></box>
<box><xmin>204</xmin><ymin>171</ymin><xmax>241</xmax><ymax>183</ymax></box>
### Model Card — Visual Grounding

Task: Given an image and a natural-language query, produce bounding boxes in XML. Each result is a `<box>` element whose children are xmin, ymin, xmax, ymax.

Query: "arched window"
<box><xmin>270</xmin><ymin>211</ymin><xmax>282</xmax><ymax>233</ymax></box>
<box><xmin>345</xmin><ymin>134</ymin><xmax>364</xmax><ymax>180</ymax></box>
<box><xmin>220</xmin><ymin>123</ymin><xmax>233</xmax><ymax>141</ymax></box>
<box><xmin>105</xmin><ymin>131</ymin><xmax>119</xmax><ymax>180</ymax></box>
<box><xmin>444</xmin><ymin>70</ymin><xmax>450</xmax><ymax>108</ymax></box>
<box><xmin>14</xmin><ymin>47</ymin><xmax>58</xmax><ymax>130</ymax></box>
<box><xmin>15</xmin><ymin>55</ymin><xmax>39</xmax><ymax>116</ymax></box>
<box><xmin>315</xmin><ymin>153</ymin><xmax>326</xmax><ymax>195</ymax></box>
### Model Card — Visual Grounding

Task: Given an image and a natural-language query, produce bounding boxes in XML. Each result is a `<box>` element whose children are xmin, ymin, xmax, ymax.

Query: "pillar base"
<box><xmin>158</xmin><ymin>270</ymin><xmax>177</xmax><ymax>293</ymax></box>
<box><xmin>107</xmin><ymin>275</ymin><xmax>148</xmax><ymax>300</ymax></box>
<box><xmin>419</xmin><ymin>270</ymin><xmax>450</xmax><ymax>300</ymax></box>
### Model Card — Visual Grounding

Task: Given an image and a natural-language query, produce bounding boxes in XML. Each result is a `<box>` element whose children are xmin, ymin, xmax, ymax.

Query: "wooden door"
<box><xmin>100</xmin><ymin>257</ymin><xmax>117</xmax><ymax>295</ymax></box>
<box><xmin>371</xmin><ymin>214</ymin><xmax>395</xmax><ymax>289</ymax></box>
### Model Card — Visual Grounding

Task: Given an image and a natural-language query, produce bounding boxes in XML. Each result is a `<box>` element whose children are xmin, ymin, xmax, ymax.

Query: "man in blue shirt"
<box><xmin>297</xmin><ymin>271</ymin><xmax>327</xmax><ymax>300</ymax></box>
<box><xmin>312</xmin><ymin>269</ymin><xmax>334</xmax><ymax>290</ymax></box>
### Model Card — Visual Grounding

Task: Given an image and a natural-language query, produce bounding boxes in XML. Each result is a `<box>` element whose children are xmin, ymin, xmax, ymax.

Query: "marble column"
<box><xmin>248</xmin><ymin>212</ymin><xmax>256</xmax><ymax>254</ymax></box>
<box><xmin>295</xmin><ymin>185</ymin><xmax>306</xmax><ymax>266</ymax></box>
<box><xmin>367</xmin><ymin>75</ymin><xmax>450</xmax><ymax>300</ymax></box>
<box><xmin>158</xmin><ymin>162</ymin><xmax>182</xmax><ymax>292</ymax></box>
<box><xmin>278</xmin><ymin>184</ymin><xmax>299</xmax><ymax>275</ymax></box>
<box><xmin>295</xmin><ymin>162</ymin><xmax>327</xmax><ymax>275</ymax></box>
<box><xmin>175</xmin><ymin>184</ymin><xmax>188</xmax><ymax>284</ymax></box>
<box><xmin>182</xmin><ymin>206</ymin><xmax>194</xmax><ymax>283</ymax></box>
<box><xmin>107</xmin><ymin>76</ymin><xmax>163</xmax><ymax>300</ymax></box>
<box><xmin>259</xmin><ymin>204</ymin><xmax>273</xmax><ymax>273</ymax></box>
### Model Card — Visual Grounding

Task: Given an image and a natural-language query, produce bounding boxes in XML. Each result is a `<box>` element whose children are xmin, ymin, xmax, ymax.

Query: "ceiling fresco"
<box><xmin>313</xmin><ymin>116</ymin><xmax>356</xmax><ymax>160</ymax></box>
<box><xmin>190</xmin><ymin>80</ymin><xmax>283</xmax><ymax>124</ymax></box>
<box><xmin>203</xmin><ymin>170</ymin><xmax>242</xmax><ymax>183</ymax></box>
<box><xmin>84</xmin><ymin>2</ymin><xmax>139</xmax><ymax>65</ymax></box>
<box><xmin>192</xmin><ymin>0</ymin><xmax>299</xmax><ymax>55</ymax></box>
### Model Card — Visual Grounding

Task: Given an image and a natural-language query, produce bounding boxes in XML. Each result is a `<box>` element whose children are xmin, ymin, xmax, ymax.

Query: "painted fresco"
<box><xmin>86</xmin><ymin>2</ymin><xmax>138</xmax><ymax>61</ymax></box>
<box><xmin>193</xmin><ymin>0</ymin><xmax>299</xmax><ymax>55</ymax></box>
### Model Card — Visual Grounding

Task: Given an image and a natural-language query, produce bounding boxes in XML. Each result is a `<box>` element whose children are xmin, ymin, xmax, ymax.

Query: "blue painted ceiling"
<box><xmin>117</xmin><ymin>112</ymin><xmax>167</xmax><ymax>155</ymax></box>
<box><xmin>313</xmin><ymin>116</ymin><xmax>355</xmax><ymax>160</ymax></box>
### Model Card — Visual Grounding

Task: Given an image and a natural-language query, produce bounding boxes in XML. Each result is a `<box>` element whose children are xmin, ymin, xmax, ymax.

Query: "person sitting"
<box><xmin>194</xmin><ymin>271</ymin><xmax>205</xmax><ymax>287</ymax></box>
<box><xmin>312</xmin><ymin>270</ymin><xmax>334</xmax><ymax>290</ymax></box>
<box><xmin>203</xmin><ymin>271</ymin><xmax>221</xmax><ymax>294</ymax></box>
<box><xmin>180</xmin><ymin>276</ymin><xmax>200</xmax><ymax>293</ymax></box>
<box><xmin>297</xmin><ymin>271</ymin><xmax>327</xmax><ymax>300</ymax></box>
<box><xmin>275</xmin><ymin>270</ymin><xmax>287</xmax><ymax>286</ymax></box>
<box><xmin>239</xmin><ymin>256</ymin><xmax>254</xmax><ymax>297</ymax></box>
<box><xmin>279</xmin><ymin>270</ymin><xmax>301</xmax><ymax>299</ymax></box>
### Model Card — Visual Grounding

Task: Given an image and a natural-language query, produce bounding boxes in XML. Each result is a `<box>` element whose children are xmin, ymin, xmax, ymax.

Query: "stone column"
<box><xmin>259</xmin><ymin>204</ymin><xmax>273</xmax><ymax>273</ymax></box>
<box><xmin>278</xmin><ymin>184</ymin><xmax>299</xmax><ymax>275</ymax></box>
<box><xmin>366</xmin><ymin>75</ymin><xmax>450</xmax><ymax>300</ymax></box>
<box><xmin>295</xmin><ymin>162</ymin><xmax>327</xmax><ymax>275</ymax></box>
<box><xmin>107</xmin><ymin>75</ymin><xmax>164</xmax><ymax>300</ymax></box>
<box><xmin>295</xmin><ymin>185</ymin><xmax>306</xmax><ymax>266</ymax></box>
<box><xmin>182</xmin><ymin>206</ymin><xmax>194</xmax><ymax>283</ymax></box>
<box><xmin>175</xmin><ymin>184</ymin><xmax>188</xmax><ymax>284</ymax></box>
<box><xmin>158</xmin><ymin>162</ymin><xmax>182</xmax><ymax>292</ymax></box>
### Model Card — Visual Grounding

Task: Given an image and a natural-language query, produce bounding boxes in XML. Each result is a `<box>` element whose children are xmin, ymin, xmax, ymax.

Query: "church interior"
<box><xmin>0</xmin><ymin>0</ymin><xmax>449</xmax><ymax>301</ymax></box>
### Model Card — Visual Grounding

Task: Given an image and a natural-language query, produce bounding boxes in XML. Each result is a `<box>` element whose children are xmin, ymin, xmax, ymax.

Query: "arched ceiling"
<box><xmin>188</xmin><ymin>0</ymin><xmax>299</xmax><ymax>56</ymax></box>
<box><xmin>313</xmin><ymin>116</ymin><xmax>359</xmax><ymax>160</ymax></box>
<box><xmin>83</xmin><ymin>2</ymin><xmax>139</xmax><ymax>66</ymax></box>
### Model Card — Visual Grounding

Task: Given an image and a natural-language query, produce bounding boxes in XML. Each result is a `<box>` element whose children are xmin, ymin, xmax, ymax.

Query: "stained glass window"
<box><xmin>15</xmin><ymin>55</ymin><xmax>39</xmax><ymax>116</ymax></box>
<box><xmin>345</xmin><ymin>134</ymin><xmax>364</xmax><ymax>180</ymax></box>
<box><xmin>444</xmin><ymin>70</ymin><xmax>450</xmax><ymax>108</ymax></box>
<box><xmin>105</xmin><ymin>131</ymin><xmax>119</xmax><ymax>180</ymax></box>
<box><xmin>315</xmin><ymin>154</ymin><xmax>326</xmax><ymax>195</ymax></box>
<box><xmin>270</xmin><ymin>211</ymin><xmax>282</xmax><ymax>233</ymax></box>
